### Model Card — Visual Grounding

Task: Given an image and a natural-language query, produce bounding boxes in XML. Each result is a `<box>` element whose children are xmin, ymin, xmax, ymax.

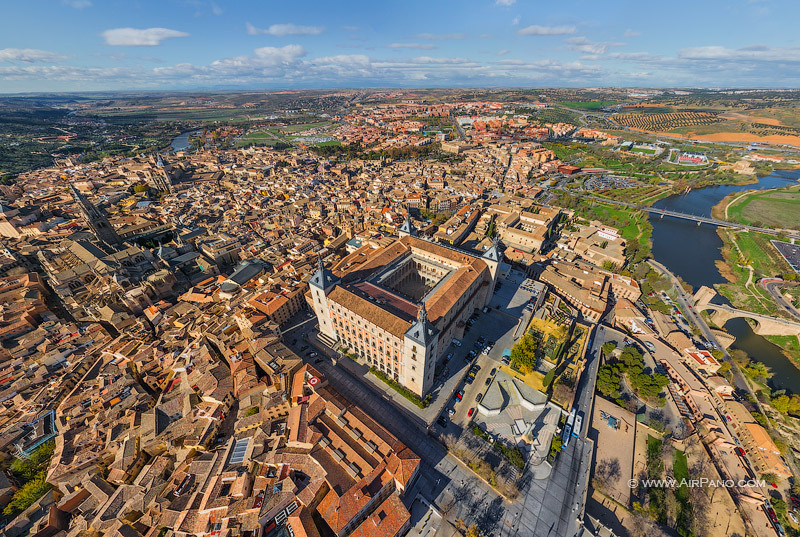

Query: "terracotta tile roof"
<box><xmin>348</xmin><ymin>493</ymin><xmax>411</xmax><ymax>537</ymax></box>
<box><xmin>327</xmin><ymin>286</ymin><xmax>412</xmax><ymax>339</ymax></box>
<box><xmin>426</xmin><ymin>263</ymin><xmax>487</xmax><ymax>324</ymax></box>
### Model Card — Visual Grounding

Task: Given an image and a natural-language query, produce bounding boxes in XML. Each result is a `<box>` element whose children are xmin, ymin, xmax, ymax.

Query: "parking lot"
<box><xmin>432</xmin><ymin>269</ymin><xmax>551</xmax><ymax>436</ymax></box>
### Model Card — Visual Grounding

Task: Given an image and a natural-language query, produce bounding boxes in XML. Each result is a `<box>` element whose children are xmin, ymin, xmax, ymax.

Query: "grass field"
<box><xmin>631</xmin><ymin>147</ymin><xmax>657</xmax><ymax>155</ymax></box>
<box><xmin>574</xmin><ymin>201</ymin><xmax>652</xmax><ymax>263</ymax></box>
<box><xmin>726</xmin><ymin>184</ymin><xmax>800</xmax><ymax>229</ymax></box>
<box><xmin>235</xmin><ymin>130</ymin><xmax>282</xmax><ymax>147</ymax></box>
<box><xmin>717</xmin><ymin>229</ymin><xmax>797</xmax><ymax>321</ymax></box>
<box><xmin>593</xmin><ymin>185</ymin><xmax>672</xmax><ymax>206</ymax></box>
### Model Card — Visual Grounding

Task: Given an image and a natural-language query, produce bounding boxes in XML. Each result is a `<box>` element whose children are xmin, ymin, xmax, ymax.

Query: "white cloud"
<box><xmin>497</xmin><ymin>49</ymin><xmax>511</xmax><ymax>56</ymax></box>
<box><xmin>0</xmin><ymin>48</ymin><xmax>68</xmax><ymax>63</ymax></box>
<box><xmin>245</xmin><ymin>22</ymin><xmax>324</xmax><ymax>36</ymax></box>
<box><xmin>518</xmin><ymin>25</ymin><xmax>577</xmax><ymax>36</ymax></box>
<box><xmin>101</xmin><ymin>27</ymin><xmax>189</xmax><ymax>46</ymax></box>
<box><xmin>512</xmin><ymin>16</ymin><xmax>520</xmax><ymax>26</ymax></box>
<box><xmin>496</xmin><ymin>0</ymin><xmax>516</xmax><ymax>5</ymax></box>
<box><xmin>62</xmin><ymin>0</ymin><xmax>91</xmax><ymax>8</ymax></box>
<box><xmin>624</xmin><ymin>29</ymin><xmax>641</xmax><ymax>38</ymax></box>
<box><xmin>387</xmin><ymin>43</ymin><xmax>437</xmax><ymax>50</ymax></box>
<box><xmin>566</xmin><ymin>36</ymin><xmax>623</xmax><ymax>55</ymax></box>
<box><xmin>678</xmin><ymin>44</ymin><xmax>800</xmax><ymax>62</ymax></box>
<box><xmin>414</xmin><ymin>33</ymin><xmax>466</xmax><ymax>40</ymax></box>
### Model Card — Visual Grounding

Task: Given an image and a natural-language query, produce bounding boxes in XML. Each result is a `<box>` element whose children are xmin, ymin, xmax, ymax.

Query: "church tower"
<box><xmin>481</xmin><ymin>234</ymin><xmax>503</xmax><ymax>306</ymax></box>
<box><xmin>398</xmin><ymin>209</ymin><xmax>417</xmax><ymax>238</ymax></box>
<box><xmin>70</xmin><ymin>185</ymin><xmax>122</xmax><ymax>247</ymax></box>
<box><xmin>309</xmin><ymin>253</ymin><xmax>341</xmax><ymax>343</ymax></box>
<box><xmin>403</xmin><ymin>303</ymin><xmax>439</xmax><ymax>397</ymax></box>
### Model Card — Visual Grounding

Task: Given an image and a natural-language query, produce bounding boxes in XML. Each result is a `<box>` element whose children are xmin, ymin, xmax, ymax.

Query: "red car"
<box><xmin>455</xmin><ymin>391</ymin><xmax>464</xmax><ymax>401</ymax></box>
<box><xmin>736</xmin><ymin>447</ymin><xmax>746</xmax><ymax>457</ymax></box>
<box><xmin>467</xmin><ymin>408</ymin><xmax>475</xmax><ymax>417</ymax></box>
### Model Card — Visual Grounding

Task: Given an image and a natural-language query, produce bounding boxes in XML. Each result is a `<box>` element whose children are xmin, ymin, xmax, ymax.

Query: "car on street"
<box><xmin>453</xmin><ymin>339</ymin><xmax>462</xmax><ymax>347</ymax></box>
<box><xmin>467</xmin><ymin>408</ymin><xmax>475</xmax><ymax>417</ymax></box>
<box><xmin>300</xmin><ymin>345</ymin><xmax>309</xmax><ymax>351</ymax></box>
<box><xmin>455</xmin><ymin>390</ymin><xmax>464</xmax><ymax>401</ymax></box>
<box><xmin>465</xmin><ymin>376</ymin><xmax>474</xmax><ymax>384</ymax></box>
<box><xmin>485</xmin><ymin>377</ymin><xmax>492</xmax><ymax>386</ymax></box>
<box><xmin>644</xmin><ymin>341</ymin><xmax>656</xmax><ymax>353</ymax></box>
<box><xmin>307</xmin><ymin>352</ymin><xmax>317</xmax><ymax>358</ymax></box>
<box><xmin>437</xmin><ymin>416</ymin><xmax>448</xmax><ymax>427</ymax></box>
<box><xmin>314</xmin><ymin>358</ymin><xmax>323</xmax><ymax>364</ymax></box>
<box><xmin>475</xmin><ymin>393</ymin><xmax>483</xmax><ymax>403</ymax></box>
<box><xmin>490</xmin><ymin>368</ymin><xmax>496</xmax><ymax>376</ymax></box>
<box><xmin>447</xmin><ymin>408</ymin><xmax>455</xmax><ymax>416</ymax></box>
<box><xmin>446</xmin><ymin>352</ymin><xmax>453</xmax><ymax>360</ymax></box>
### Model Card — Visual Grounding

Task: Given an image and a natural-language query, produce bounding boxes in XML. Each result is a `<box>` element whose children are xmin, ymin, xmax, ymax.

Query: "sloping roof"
<box><xmin>327</xmin><ymin>286</ymin><xmax>412</xmax><ymax>339</ymax></box>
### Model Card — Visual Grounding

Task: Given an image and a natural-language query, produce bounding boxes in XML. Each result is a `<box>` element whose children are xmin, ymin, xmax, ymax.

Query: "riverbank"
<box><xmin>650</xmin><ymin>170</ymin><xmax>800</xmax><ymax>393</ymax></box>
<box><xmin>710</xmin><ymin>179</ymin><xmax>800</xmax><ymax>227</ymax></box>
<box><xmin>714</xmin><ymin>227</ymin><xmax>800</xmax><ymax>369</ymax></box>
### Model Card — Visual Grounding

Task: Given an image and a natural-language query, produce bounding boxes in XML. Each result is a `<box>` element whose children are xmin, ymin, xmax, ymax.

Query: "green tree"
<box><xmin>601</xmin><ymin>342</ymin><xmax>616</xmax><ymax>356</ymax></box>
<box><xmin>510</xmin><ymin>333</ymin><xmax>538</xmax><ymax>374</ymax></box>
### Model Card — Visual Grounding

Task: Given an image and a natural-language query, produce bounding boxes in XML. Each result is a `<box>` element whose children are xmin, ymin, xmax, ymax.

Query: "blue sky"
<box><xmin>0</xmin><ymin>0</ymin><xmax>796</xmax><ymax>92</ymax></box>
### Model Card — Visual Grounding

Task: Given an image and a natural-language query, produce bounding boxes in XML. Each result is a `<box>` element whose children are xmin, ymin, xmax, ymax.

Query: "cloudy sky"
<box><xmin>0</xmin><ymin>0</ymin><xmax>795</xmax><ymax>92</ymax></box>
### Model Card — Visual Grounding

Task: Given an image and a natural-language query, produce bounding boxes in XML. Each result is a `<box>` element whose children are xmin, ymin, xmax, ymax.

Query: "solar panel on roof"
<box><xmin>230</xmin><ymin>438</ymin><xmax>250</xmax><ymax>465</ymax></box>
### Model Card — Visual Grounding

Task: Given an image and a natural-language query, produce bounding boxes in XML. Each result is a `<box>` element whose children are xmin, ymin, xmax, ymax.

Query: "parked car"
<box><xmin>468</xmin><ymin>408</ymin><xmax>475</xmax><ymax>417</ymax></box>
<box><xmin>307</xmin><ymin>352</ymin><xmax>318</xmax><ymax>358</ymax></box>
<box><xmin>485</xmin><ymin>377</ymin><xmax>492</xmax><ymax>386</ymax></box>
<box><xmin>437</xmin><ymin>415</ymin><xmax>448</xmax><ymax>427</ymax></box>
<box><xmin>314</xmin><ymin>358</ymin><xmax>323</xmax><ymax>364</ymax></box>
<box><xmin>446</xmin><ymin>352</ymin><xmax>454</xmax><ymax>360</ymax></box>
<box><xmin>456</xmin><ymin>390</ymin><xmax>464</xmax><ymax>401</ymax></box>
<box><xmin>490</xmin><ymin>368</ymin><xmax>497</xmax><ymax>376</ymax></box>
<box><xmin>453</xmin><ymin>339</ymin><xmax>462</xmax><ymax>347</ymax></box>
<box><xmin>465</xmin><ymin>376</ymin><xmax>474</xmax><ymax>385</ymax></box>
<box><xmin>475</xmin><ymin>393</ymin><xmax>483</xmax><ymax>403</ymax></box>
<box><xmin>447</xmin><ymin>408</ymin><xmax>456</xmax><ymax>417</ymax></box>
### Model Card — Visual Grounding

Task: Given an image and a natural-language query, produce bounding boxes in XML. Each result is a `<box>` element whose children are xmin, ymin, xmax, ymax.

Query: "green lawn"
<box><xmin>727</xmin><ymin>185</ymin><xmax>800</xmax><ymax>229</ymax></box>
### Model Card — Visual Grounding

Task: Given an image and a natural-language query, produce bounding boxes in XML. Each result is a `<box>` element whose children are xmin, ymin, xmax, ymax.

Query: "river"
<box><xmin>649</xmin><ymin>170</ymin><xmax>800</xmax><ymax>392</ymax></box>
<box><xmin>170</xmin><ymin>130</ymin><xmax>199</xmax><ymax>152</ymax></box>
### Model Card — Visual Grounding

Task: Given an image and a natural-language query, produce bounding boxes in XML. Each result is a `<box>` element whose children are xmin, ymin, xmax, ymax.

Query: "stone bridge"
<box><xmin>693</xmin><ymin>286</ymin><xmax>800</xmax><ymax>337</ymax></box>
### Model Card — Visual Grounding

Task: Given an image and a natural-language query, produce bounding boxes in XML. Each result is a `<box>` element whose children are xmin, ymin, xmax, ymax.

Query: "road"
<box><xmin>283</xmin><ymin>271</ymin><xmax>605</xmax><ymax>537</ymax></box>
<box><xmin>761</xmin><ymin>278</ymin><xmax>800</xmax><ymax>321</ymax></box>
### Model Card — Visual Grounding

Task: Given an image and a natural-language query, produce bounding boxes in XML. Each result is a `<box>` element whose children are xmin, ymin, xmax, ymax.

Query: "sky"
<box><xmin>0</xmin><ymin>0</ymin><xmax>797</xmax><ymax>93</ymax></box>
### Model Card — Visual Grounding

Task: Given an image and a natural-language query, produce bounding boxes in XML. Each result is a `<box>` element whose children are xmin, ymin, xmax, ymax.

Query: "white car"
<box><xmin>453</xmin><ymin>339</ymin><xmax>462</xmax><ymax>347</ymax></box>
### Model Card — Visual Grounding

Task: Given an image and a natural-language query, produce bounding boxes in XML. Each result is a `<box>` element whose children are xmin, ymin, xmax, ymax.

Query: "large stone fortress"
<box><xmin>310</xmin><ymin>232</ymin><xmax>501</xmax><ymax>397</ymax></box>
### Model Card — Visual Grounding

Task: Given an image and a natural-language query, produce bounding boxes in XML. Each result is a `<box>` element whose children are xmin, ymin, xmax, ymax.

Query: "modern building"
<box><xmin>310</xmin><ymin>234</ymin><xmax>501</xmax><ymax>397</ymax></box>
